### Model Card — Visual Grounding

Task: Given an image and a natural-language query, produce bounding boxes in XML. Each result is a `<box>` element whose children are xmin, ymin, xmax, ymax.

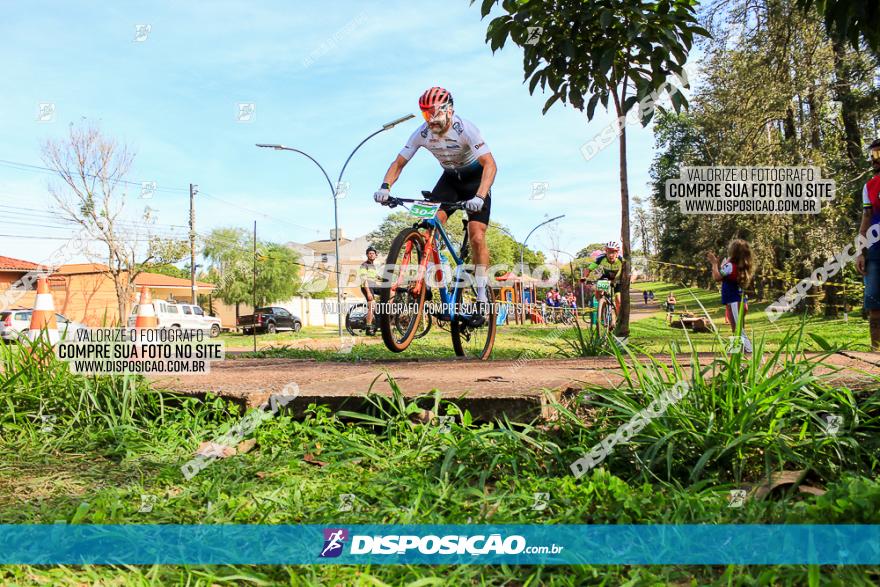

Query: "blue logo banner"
<box><xmin>1</xmin><ymin>524</ymin><xmax>878</xmax><ymax>565</ymax></box>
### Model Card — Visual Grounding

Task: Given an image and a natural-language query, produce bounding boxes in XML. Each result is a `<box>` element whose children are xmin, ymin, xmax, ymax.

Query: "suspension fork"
<box><xmin>391</xmin><ymin>229</ymin><xmax>433</xmax><ymax>297</ymax></box>
<box><xmin>412</xmin><ymin>228</ymin><xmax>436</xmax><ymax>296</ymax></box>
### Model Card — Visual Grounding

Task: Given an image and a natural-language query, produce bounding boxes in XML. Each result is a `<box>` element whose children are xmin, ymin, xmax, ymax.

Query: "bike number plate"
<box><xmin>409</xmin><ymin>202</ymin><xmax>441</xmax><ymax>219</ymax></box>
<box><xmin>596</xmin><ymin>280</ymin><xmax>612</xmax><ymax>293</ymax></box>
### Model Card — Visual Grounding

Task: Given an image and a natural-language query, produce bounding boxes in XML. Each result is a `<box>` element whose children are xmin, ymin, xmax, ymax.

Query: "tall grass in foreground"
<box><xmin>0</xmin><ymin>334</ymin><xmax>238</xmax><ymax>452</ymax></box>
<box><xmin>3</xmin><ymin>331</ymin><xmax>880</xmax><ymax>584</ymax></box>
<box><xmin>549</xmin><ymin>316</ymin><xmax>880</xmax><ymax>486</ymax></box>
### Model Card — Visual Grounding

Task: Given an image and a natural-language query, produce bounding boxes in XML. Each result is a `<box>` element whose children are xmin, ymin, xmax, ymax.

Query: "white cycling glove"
<box><xmin>464</xmin><ymin>195</ymin><xmax>485</xmax><ymax>213</ymax></box>
<box><xmin>374</xmin><ymin>187</ymin><xmax>390</xmax><ymax>204</ymax></box>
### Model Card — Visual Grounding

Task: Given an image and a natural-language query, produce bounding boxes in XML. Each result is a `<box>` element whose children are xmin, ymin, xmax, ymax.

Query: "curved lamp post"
<box><xmin>256</xmin><ymin>114</ymin><xmax>414</xmax><ymax>337</ymax></box>
<box><xmin>520</xmin><ymin>214</ymin><xmax>565</xmax><ymax>276</ymax></box>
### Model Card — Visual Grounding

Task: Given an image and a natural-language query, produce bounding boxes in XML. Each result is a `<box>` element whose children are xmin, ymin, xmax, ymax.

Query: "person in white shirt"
<box><xmin>374</xmin><ymin>87</ymin><xmax>497</xmax><ymax>309</ymax></box>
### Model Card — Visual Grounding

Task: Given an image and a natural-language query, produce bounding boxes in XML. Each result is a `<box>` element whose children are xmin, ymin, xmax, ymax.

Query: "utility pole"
<box><xmin>189</xmin><ymin>183</ymin><xmax>198</xmax><ymax>304</ymax></box>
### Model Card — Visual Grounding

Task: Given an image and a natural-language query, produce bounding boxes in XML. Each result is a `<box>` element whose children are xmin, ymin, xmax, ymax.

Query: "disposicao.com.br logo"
<box><xmin>319</xmin><ymin>528</ymin><xmax>564</xmax><ymax>557</ymax></box>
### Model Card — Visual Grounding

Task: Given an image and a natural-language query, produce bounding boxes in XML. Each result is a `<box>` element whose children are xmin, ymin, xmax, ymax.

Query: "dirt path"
<box><xmin>149</xmin><ymin>352</ymin><xmax>880</xmax><ymax>419</ymax></box>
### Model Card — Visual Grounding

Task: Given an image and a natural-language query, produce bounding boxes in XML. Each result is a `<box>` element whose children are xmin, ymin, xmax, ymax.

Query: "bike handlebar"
<box><xmin>385</xmin><ymin>196</ymin><xmax>465</xmax><ymax>211</ymax></box>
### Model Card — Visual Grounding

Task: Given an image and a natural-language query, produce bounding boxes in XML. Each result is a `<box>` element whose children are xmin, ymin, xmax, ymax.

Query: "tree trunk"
<box><xmin>614</xmin><ymin>95</ymin><xmax>632</xmax><ymax>337</ymax></box>
<box><xmin>833</xmin><ymin>38</ymin><xmax>862</xmax><ymax>171</ymax></box>
<box><xmin>823</xmin><ymin>281</ymin><xmax>838</xmax><ymax>318</ymax></box>
<box><xmin>806</xmin><ymin>90</ymin><xmax>821</xmax><ymax>150</ymax></box>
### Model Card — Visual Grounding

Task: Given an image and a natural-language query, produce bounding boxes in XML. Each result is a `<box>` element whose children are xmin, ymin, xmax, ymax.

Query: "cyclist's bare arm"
<box><xmin>381</xmin><ymin>155</ymin><xmax>409</xmax><ymax>187</ymax></box>
<box><xmin>475</xmin><ymin>152</ymin><xmax>497</xmax><ymax>197</ymax></box>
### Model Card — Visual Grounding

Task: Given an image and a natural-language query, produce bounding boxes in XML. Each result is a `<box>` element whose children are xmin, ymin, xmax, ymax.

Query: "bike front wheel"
<box><xmin>379</xmin><ymin>228</ymin><xmax>427</xmax><ymax>352</ymax></box>
<box><xmin>598</xmin><ymin>298</ymin><xmax>617</xmax><ymax>335</ymax></box>
<box><xmin>451</xmin><ymin>284</ymin><xmax>497</xmax><ymax>360</ymax></box>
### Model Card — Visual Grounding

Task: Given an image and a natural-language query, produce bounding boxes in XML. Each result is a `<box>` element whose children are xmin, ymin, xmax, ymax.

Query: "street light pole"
<box><xmin>256</xmin><ymin>113</ymin><xmax>414</xmax><ymax>338</ymax></box>
<box><xmin>550</xmin><ymin>248</ymin><xmax>586</xmax><ymax>306</ymax></box>
<box><xmin>520</xmin><ymin>214</ymin><xmax>565</xmax><ymax>276</ymax></box>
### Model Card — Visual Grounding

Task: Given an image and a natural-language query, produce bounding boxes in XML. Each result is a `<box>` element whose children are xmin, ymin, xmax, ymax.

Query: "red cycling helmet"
<box><xmin>419</xmin><ymin>87</ymin><xmax>453</xmax><ymax>116</ymax></box>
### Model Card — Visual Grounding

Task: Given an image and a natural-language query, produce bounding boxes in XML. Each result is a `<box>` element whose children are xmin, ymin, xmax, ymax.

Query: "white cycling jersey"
<box><xmin>398</xmin><ymin>115</ymin><xmax>491</xmax><ymax>171</ymax></box>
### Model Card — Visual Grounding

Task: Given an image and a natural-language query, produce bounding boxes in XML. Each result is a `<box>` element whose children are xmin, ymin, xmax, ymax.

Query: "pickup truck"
<box><xmin>237</xmin><ymin>306</ymin><xmax>303</xmax><ymax>334</ymax></box>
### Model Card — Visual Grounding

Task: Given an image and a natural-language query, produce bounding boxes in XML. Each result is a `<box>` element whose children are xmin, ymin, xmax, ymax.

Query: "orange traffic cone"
<box><xmin>28</xmin><ymin>276</ymin><xmax>59</xmax><ymax>345</ymax></box>
<box><xmin>134</xmin><ymin>286</ymin><xmax>158</xmax><ymax>328</ymax></box>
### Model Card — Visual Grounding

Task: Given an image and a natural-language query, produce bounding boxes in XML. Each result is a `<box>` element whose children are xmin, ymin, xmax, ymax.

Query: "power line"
<box><xmin>0</xmin><ymin>156</ymin><xmax>325</xmax><ymax>237</ymax></box>
<box><xmin>0</xmin><ymin>159</ymin><xmax>188</xmax><ymax>194</ymax></box>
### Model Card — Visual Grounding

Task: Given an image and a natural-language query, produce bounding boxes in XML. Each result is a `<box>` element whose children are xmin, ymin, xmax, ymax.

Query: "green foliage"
<box><xmin>576</xmin><ymin>243</ymin><xmax>606</xmax><ymax>259</ymax></box>
<box><xmin>203</xmin><ymin>227</ymin><xmax>304</xmax><ymax>307</ymax></box>
<box><xmin>796</xmin><ymin>0</ymin><xmax>880</xmax><ymax>54</ymax></box>
<box><xmin>477</xmin><ymin>0</ymin><xmax>705</xmax><ymax>118</ymax></box>
<box><xmin>648</xmin><ymin>1</ymin><xmax>880</xmax><ymax>309</ymax></box>
<box><xmin>135</xmin><ymin>262</ymin><xmax>189</xmax><ymax>279</ymax></box>
<box><xmin>202</xmin><ymin>227</ymin><xmax>252</xmax><ymax>307</ymax></box>
<box><xmin>367</xmin><ymin>210</ymin><xmax>544</xmax><ymax>270</ymax></box>
<box><xmin>366</xmin><ymin>210</ymin><xmax>413</xmax><ymax>253</ymax></box>
<box><xmin>3</xmin><ymin>325</ymin><xmax>880</xmax><ymax>583</ymax></box>
<box><xmin>254</xmin><ymin>243</ymin><xmax>303</xmax><ymax>306</ymax></box>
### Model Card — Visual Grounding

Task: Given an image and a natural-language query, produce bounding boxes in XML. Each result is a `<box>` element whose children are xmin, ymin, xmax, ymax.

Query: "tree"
<box><xmin>795</xmin><ymin>0</ymin><xmax>880</xmax><ymax>55</ymax></box>
<box><xmin>136</xmin><ymin>262</ymin><xmax>189</xmax><ymax>279</ymax></box>
<box><xmin>649</xmin><ymin>0</ymin><xmax>880</xmax><ymax>313</ymax></box>
<box><xmin>476</xmin><ymin>0</ymin><xmax>707</xmax><ymax>335</ymax></box>
<box><xmin>632</xmin><ymin>195</ymin><xmax>654</xmax><ymax>255</ymax></box>
<box><xmin>254</xmin><ymin>243</ymin><xmax>302</xmax><ymax>307</ymax></box>
<box><xmin>203</xmin><ymin>228</ymin><xmax>304</xmax><ymax>317</ymax></box>
<box><xmin>203</xmin><ymin>228</ymin><xmax>253</xmax><ymax>321</ymax></box>
<box><xmin>43</xmin><ymin>122</ymin><xmax>187</xmax><ymax>323</ymax></box>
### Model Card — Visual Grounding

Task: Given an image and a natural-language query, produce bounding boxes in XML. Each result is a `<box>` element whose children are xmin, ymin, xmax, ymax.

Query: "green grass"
<box><xmin>217</xmin><ymin>325</ymin><xmax>334</xmax><ymax>348</ymax></box>
<box><xmin>233</xmin><ymin>321</ymin><xmax>596</xmax><ymax>361</ymax></box>
<box><xmin>3</xmin><ymin>326</ymin><xmax>880</xmax><ymax>584</ymax></box>
<box><xmin>231</xmin><ymin>280</ymin><xmax>872</xmax><ymax>362</ymax></box>
<box><xmin>630</xmin><ymin>281</ymin><xmax>871</xmax><ymax>353</ymax></box>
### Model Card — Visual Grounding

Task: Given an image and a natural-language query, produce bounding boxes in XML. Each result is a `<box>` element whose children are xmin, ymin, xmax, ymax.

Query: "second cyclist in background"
<box><xmin>358</xmin><ymin>246</ymin><xmax>380</xmax><ymax>336</ymax></box>
<box><xmin>588</xmin><ymin>241</ymin><xmax>625</xmax><ymax>315</ymax></box>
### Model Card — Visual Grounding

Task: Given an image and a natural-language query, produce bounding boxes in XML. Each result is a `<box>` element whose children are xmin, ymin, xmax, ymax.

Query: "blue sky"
<box><xmin>0</xmin><ymin>0</ymin><xmax>676</xmax><ymax>267</ymax></box>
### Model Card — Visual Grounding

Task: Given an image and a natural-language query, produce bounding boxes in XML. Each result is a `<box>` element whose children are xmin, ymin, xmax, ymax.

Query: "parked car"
<box><xmin>127</xmin><ymin>300</ymin><xmax>222</xmax><ymax>337</ymax></box>
<box><xmin>0</xmin><ymin>309</ymin><xmax>86</xmax><ymax>342</ymax></box>
<box><xmin>237</xmin><ymin>307</ymin><xmax>302</xmax><ymax>334</ymax></box>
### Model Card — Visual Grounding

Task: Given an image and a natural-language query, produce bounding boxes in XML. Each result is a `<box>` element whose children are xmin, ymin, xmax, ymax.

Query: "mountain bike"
<box><xmin>378</xmin><ymin>192</ymin><xmax>496</xmax><ymax>359</ymax></box>
<box><xmin>594</xmin><ymin>279</ymin><xmax>617</xmax><ymax>336</ymax></box>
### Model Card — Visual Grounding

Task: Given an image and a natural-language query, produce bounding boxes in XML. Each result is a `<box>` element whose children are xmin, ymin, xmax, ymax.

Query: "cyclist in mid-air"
<box><xmin>374</xmin><ymin>86</ymin><xmax>497</xmax><ymax>321</ymax></box>
<box><xmin>358</xmin><ymin>246</ymin><xmax>380</xmax><ymax>336</ymax></box>
<box><xmin>588</xmin><ymin>241</ymin><xmax>625</xmax><ymax>314</ymax></box>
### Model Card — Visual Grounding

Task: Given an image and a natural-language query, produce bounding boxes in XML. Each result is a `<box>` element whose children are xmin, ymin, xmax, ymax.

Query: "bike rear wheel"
<box><xmin>451</xmin><ymin>284</ymin><xmax>497</xmax><ymax>360</ymax></box>
<box><xmin>345</xmin><ymin>303</ymin><xmax>368</xmax><ymax>337</ymax></box>
<box><xmin>379</xmin><ymin>228</ymin><xmax>427</xmax><ymax>352</ymax></box>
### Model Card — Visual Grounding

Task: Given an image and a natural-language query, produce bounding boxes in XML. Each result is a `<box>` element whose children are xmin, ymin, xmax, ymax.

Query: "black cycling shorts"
<box><xmin>431</xmin><ymin>163</ymin><xmax>491</xmax><ymax>225</ymax></box>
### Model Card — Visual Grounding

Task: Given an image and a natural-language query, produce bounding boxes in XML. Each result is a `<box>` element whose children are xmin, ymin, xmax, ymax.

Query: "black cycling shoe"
<box><xmin>465</xmin><ymin>301</ymin><xmax>489</xmax><ymax>328</ymax></box>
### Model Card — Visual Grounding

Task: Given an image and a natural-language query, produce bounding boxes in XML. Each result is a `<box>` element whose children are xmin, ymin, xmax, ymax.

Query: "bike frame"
<box><xmin>388</xmin><ymin>201</ymin><xmax>475</xmax><ymax>324</ymax></box>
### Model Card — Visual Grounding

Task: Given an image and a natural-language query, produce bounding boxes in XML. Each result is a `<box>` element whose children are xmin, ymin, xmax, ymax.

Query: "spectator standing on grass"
<box><xmin>666</xmin><ymin>293</ymin><xmax>677</xmax><ymax>314</ymax></box>
<box><xmin>856</xmin><ymin>138</ymin><xmax>880</xmax><ymax>351</ymax></box>
<box><xmin>707</xmin><ymin>239</ymin><xmax>754</xmax><ymax>353</ymax></box>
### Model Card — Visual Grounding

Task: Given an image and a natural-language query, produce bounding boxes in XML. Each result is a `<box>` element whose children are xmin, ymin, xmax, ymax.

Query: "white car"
<box><xmin>0</xmin><ymin>309</ymin><xmax>86</xmax><ymax>342</ymax></box>
<box><xmin>127</xmin><ymin>301</ymin><xmax>222</xmax><ymax>337</ymax></box>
